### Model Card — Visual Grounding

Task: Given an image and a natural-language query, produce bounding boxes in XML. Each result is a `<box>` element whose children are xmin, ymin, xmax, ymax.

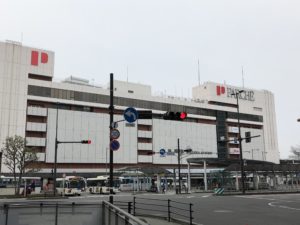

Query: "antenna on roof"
<box><xmin>198</xmin><ymin>59</ymin><xmax>200</xmax><ymax>86</ymax></box>
<box><xmin>126</xmin><ymin>66</ymin><xmax>129</xmax><ymax>82</ymax></box>
<box><xmin>242</xmin><ymin>66</ymin><xmax>245</xmax><ymax>88</ymax></box>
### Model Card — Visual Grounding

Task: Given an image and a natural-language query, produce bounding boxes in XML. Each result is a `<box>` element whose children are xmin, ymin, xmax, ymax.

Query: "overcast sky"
<box><xmin>1</xmin><ymin>0</ymin><xmax>299</xmax><ymax>159</ymax></box>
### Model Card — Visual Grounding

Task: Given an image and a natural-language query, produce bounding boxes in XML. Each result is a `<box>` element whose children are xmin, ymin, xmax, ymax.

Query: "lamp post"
<box><xmin>231</xmin><ymin>90</ymin><xmax>246</xmax><ymax>194</ymax></box>
<box><xmin>177</xmin><ymin>138</ymin><xmax>192</xmax><ymax>194</ymax></box>
<box><xmin>52</xmin><ymin>102</ymin><xmax>92</xmax><ymax>197</ymax></box>
<box><xmin>109</xmin><ymin>73</ymin><xmax>114</xmax><ymax>203</ymax></box>
<box><xmin>177</xmin><ymin>138</ymin><xmax>181</xmax><ymax>194</ymax></box>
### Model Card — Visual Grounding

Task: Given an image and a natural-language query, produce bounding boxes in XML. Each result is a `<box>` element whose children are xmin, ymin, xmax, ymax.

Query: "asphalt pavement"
<box><xmin>1</xmin><ymin>192</ymin><xmax>300</xmax><ymax>225</ymax></box>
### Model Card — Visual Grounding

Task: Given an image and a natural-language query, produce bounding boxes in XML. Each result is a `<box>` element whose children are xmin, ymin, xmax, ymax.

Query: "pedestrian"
<box><xmin>162</xmin><ymin>183</ymin><xmax>166</xmax><ymax>194</ymax></box>
<box><xmin>31</xmin><ymin>181</ymin><xmax>36</xmax><ymax>192</ymax></box>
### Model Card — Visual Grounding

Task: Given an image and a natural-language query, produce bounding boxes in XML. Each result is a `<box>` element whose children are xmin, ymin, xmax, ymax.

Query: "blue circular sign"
<box><xmin>110</xmin><ymin>140</ymin><xmax>120</xmax><ymax>151</ymax></box>
<box><xmin>124</xmin><ymin>107</ymin><xmax>138</xmax><ymax>123</ymax></box>
<box><xmin>159</xmin><ymin>149</ymin><xmax>166</xmax><ymax>156</ymax></box>
<box><xmin>110</xmin><ymin>129</ymin><xmax>120</xmax><ymax>139</ymax></box>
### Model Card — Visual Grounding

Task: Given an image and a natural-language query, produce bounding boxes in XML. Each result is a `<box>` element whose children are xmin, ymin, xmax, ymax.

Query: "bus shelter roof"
<box><xmin>116</xmin><ymin>166</ymin><xmax>172</xmax><ymax>176</ymax></box>
<box><xmin>225</xmin><ymin>163</ymin><xmax>300</xmax><ymax>173</ymax></box>
<box><xmin>187</xmin><ymin>158</ymin><xmax>275</xmax><ymax>167</ymax></box>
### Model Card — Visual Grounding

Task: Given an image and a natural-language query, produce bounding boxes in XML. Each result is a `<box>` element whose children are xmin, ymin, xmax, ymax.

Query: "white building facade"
<box><xmin>0</xmin><ymin>41</ymin><xmax>280</xmax><ymax>175</ymax></box>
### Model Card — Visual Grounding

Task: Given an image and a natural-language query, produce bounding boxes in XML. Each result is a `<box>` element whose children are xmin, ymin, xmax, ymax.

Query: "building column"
<box><xmin>235</xmin><ymin>171</ymin><xmax>239</xmax><ymax>191</ymax></box>
<box><xmin>254</xmin><ymin>173</ymin><xmax>259</xmax><ymax>190</ymax></box>
<box><xmin>173</xmin><ymin>168</ymin><xmax>176</xmax><ymax>192</ymax></box>
<box><xmin>157</xmin><ymin>175</ymin><xmax>161</xmax><ymax>193</ymax></box>
<box><xmin>188</xmin><ymin>162</ymin><xmax>191</xmax><ymax>193</ymax></box>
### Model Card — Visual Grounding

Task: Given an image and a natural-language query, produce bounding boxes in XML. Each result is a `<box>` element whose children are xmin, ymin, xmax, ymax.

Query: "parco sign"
<box><xmin>216</xmin><ymin>85</ymin><xmax>255</xmax><ymax>102</ymax></box>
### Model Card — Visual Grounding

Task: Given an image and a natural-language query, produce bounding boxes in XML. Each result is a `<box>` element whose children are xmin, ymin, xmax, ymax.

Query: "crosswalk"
<box><xmin>71</xmin><ymin>192</ymin><xmax>213</xmax><ymax>200</ymax></box>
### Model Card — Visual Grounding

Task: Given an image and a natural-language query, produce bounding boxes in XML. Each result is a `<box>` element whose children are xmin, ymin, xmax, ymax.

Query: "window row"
<box><xmin>28</xmin><ymin>85</ymin><xmax>263</xmax><ymax>122</ymax></box>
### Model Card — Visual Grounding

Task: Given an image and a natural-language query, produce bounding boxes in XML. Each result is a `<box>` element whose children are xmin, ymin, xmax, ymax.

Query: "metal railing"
<box><xmin>115</xmin><ymin>197</ymin><xmax>194</xmax><ymax>225</ymax></box>
<box><xmin>0</xmin><ymin>201</ymin><xmax>148</xmax><ymax>225</ymax></box>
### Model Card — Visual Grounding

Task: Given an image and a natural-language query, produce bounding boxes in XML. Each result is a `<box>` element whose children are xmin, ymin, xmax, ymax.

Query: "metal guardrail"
<box><xmin>103</xmin><ymin>201</ymin><xmax>149</xmax><ymax>225</ymax></box>
<box><xmin>115</xmin><ymin>197</ymin><xmax>193</xmax><ymax>225</ymax></box>
<box><xmin>0</xmin><ymin>201</ymin><xmax>149</xmax><ymax>225</ymax></box>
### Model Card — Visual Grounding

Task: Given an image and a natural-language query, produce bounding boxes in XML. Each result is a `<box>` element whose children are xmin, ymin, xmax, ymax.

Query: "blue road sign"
<box><xmin>159</xmin><ymin>149</ymin><xmax>166</xmax><ymax>157</ymax></box>
<box><xmin>110</xmin><ymin>129</ymin><xmax>120</xmax><ymax>139</ymax></box>
<box><xmin>110</xmin><ymin>140</ymin><xmax>120</xmax><ymax>151</ymax></box>
<box><xmin>124</xmin><ymin>107</ymin><xmax>138</xmax><ymax>123</ymax></box>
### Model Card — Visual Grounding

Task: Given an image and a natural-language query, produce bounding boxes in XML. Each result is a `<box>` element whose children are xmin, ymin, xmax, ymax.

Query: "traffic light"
<box><xmin>147</xmin><ymin>151</ymin><xmax>155</xmax><ymax>155</ymax></box>
<box><xmin>81</xmin><ymin>140</ymin><xmax>92</xmax><ymax>144</ymax></box>
<box><xmin>138</xmin><ymin>110</ymin><xmax>153</xmax><ymax>119</ymax></box>
<box><xmin>163</xmin><ymin>111</ymin><xmax>187</xmax><ymax>121</ymax></box>
<box><xmin>245</xmin><ymin>132</ymin><xmax>251</xmax><ymax>143</ymax></box>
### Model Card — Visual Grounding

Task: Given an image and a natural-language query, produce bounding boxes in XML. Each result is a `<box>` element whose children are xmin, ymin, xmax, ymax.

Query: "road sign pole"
<box><xmin>109</xmin><ymin>73</ymin><xmax>114</xmax><ymax>203</ymax></box>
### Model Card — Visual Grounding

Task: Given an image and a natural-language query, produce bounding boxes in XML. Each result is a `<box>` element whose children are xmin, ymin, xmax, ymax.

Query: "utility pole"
<box><xmin>233</xmin><ymin>90</ymin><xmax>246</xmax><ymax>194</ymax></box>
<box><xmin>53</xmin><ymin>102</ymin><xmax>59</xmax><ymax>196</ymax></box>
<box><xmin>177</xmin><ymin>138</ymin><xmax>181</xmax><ymax>194</ymax></box>
<box><xmin>109</xmin><ymin>73</ymin><xmax>114</xmax><ymax>203</ymax></box>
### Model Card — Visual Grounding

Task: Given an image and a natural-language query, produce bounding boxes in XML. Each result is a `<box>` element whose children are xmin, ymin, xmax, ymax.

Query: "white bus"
<box><xmin>56</xmin><ymin>176</ymin><xmax>86</xmax><ymax>196</ymax></box>
<box><xmin>87</xmin><ymin>176</ymin><xmax>119</xmax><ymax>194</ymax></box>
<box><xmin>119</xmin><ymin>176</ymin><xmax>152</xmax><ymax>192</ymax></box>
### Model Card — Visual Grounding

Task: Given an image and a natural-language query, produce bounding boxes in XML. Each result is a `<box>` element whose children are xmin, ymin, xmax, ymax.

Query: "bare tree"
<box><xmin>1</xmin><ymin>135</ymin><xmax>39</xmax><ymax>195</ymax></box>
<box><xmin>290</xmin><ymin>145</ymin><xmax>300</xmax><ymax>160</ymax></box>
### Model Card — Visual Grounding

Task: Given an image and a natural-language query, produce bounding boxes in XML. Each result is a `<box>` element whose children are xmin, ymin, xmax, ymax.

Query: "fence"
<box><xmin>115</xmin><ymin>197</ymin><xmax>193</xmax><ymax>225</ymax></box>
<box><xmin>0</xmin><ymin>201</ymin><xmax>148</xmax><ymax>225</ymax></box>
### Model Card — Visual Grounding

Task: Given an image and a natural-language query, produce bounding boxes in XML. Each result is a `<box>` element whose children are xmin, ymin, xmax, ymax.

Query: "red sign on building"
<box><xmin>31</xmin><ymin>51</ymin><xmax>48</xmax><ymax>66</ymax></box>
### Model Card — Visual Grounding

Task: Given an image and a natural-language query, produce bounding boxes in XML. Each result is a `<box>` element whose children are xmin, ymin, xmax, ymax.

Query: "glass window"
<box><xmin>27</xmin><ymin>85</ymin><xmax>262</xmax><ymax>123</ymax></box>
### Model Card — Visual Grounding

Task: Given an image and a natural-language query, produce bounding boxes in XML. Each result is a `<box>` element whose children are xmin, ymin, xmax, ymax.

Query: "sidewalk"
<box><xmin>139</xmin><ymin>216</ymin><xmax>200</xmax><ymax>225</ymax></box>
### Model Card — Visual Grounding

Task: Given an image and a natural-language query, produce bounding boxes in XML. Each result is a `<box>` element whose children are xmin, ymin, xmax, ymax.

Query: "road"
<box><xmin>1</xmin><ymin>192</ymin><xmax>300</xmax><ymax>225</ymax></box>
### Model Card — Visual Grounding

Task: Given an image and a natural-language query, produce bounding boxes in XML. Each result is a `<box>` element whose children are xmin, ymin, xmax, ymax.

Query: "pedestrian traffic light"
<box><xmin>163</xmin><ymin>111</ymin><xmax>187</xmax><ymax>121</ymax></box>
<box><xmin>245</xmin><ymin>132</ymin><xmax>251</xmax><ymax>143</ymax></box>
<box><xmin>81</xmin><ymin>140</ymin><xmax>92</xmax><ymax>144</ymax></box>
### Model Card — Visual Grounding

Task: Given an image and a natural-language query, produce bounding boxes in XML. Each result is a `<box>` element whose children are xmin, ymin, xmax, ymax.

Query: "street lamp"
<box><xmin>231</xmin><ymin>90</ymin><xmax>246</xmax><ymax>194</ymax></box>
<box><xmin>109</xmin><ymin>73</ymin><xmax>114</xmax><ymax>204</ymax></box>
<box><xmin>53</xmin><ymin>102</ymin><xmax>92</xmax><ymax>197</ymax></box>
<box><xmin>177</xmin><ymin>138</ymin><xmax>192</xmax><ymax>194</ymax></box>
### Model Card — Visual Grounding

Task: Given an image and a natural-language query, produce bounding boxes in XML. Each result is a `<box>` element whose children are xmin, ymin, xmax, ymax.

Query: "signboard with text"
<box><xmin>229</xmin><ymin>148</ymin><xmax>240</xmax><ymax>155</ymax></box>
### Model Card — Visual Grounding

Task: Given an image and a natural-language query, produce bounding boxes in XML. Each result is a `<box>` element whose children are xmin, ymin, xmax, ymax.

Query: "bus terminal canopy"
<box><xmin>225</xmin><ymin>163</ymin><xmax>300</xmax><ymax>173</ymax></box>
<box><xmin>187</xmin><ymin>157</ymin><xmax>275</xmax><ymax>168</ymax></box>
<box><xmin>116</xmin><ymin>166</ymin><xmax>172</xmax><ymax>176</ymax></box>
<box><xmin>186</xmin><ymin>158</ymin><xmax>234</xmax><ymax>166</ymax></box>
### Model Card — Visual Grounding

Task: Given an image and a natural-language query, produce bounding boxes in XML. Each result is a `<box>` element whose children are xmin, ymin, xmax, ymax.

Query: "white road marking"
<box><xmin>236</xmin><ymin>195</ymin><xmax>300</xmax><ymax>203</ymax></box>
<box><xmin>268</xmin><ymin>202</ymin><xmax>300</xmax><ymax>211</ymax></box>
<box><xmin>214</xmin><ymin>210</ymin><xmax>233</xmax><ymax>213</ymax></box>
<box><xmin>202</xmin><ymin>195</ymin><xmax>210</xmax><ymax>198</ymax></box>
<box><xmin>86</xmin><ymin>195</ymin><xmax>107</xmax><ymax>198</ymax></box>
<box><xmin>235</xmin><ymin>195</ymin><xmax>276</xmax><ymax>201</ymax></box>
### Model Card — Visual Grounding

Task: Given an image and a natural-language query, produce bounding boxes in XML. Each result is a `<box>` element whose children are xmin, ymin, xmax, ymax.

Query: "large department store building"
<box><xmin>0</xmin><ymin>41</ymin><xmax>280</xmax><ymax>176</ymax></box>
